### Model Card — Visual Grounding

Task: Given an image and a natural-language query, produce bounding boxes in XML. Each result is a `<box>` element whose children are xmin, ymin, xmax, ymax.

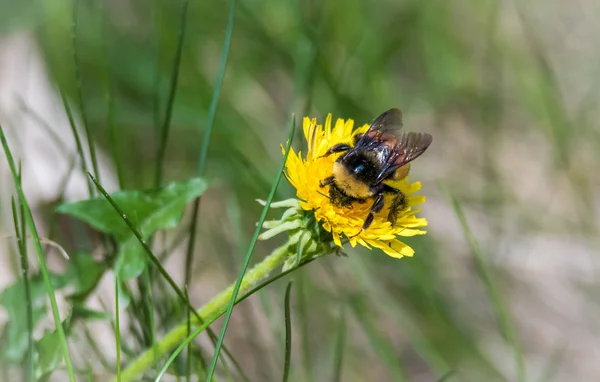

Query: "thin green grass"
<box><xmin>72</xmin><ymin>0</ymin><xmax>100</xmax><ymax>183</ymax></box>
<box><xmin>536</xmin><ymin>344</ymin><xmax>566</xmax><ymax>382</ymax></box>
<box><xmin>350</xmin><ymin>297</ymin><xmax>409</xmax><ymax>382</ymax></box>
<box><xmin>154</xmin><ymin>0</ymin><xmax>190</xmax><ymax>187</ymax></box>
<box><xmin>10</xmin><ymin>195</ymin><xmax>34</xmax><ymax>382</ymax></box>
<box><xmin>115</xmin><ymin>275</ymin><xmax>121</xmax><ymax>382</ymax></box>
<box><xmin>184</xmin><ymin>286</ymin><xmax>193</xmax><ymax>382</ymax></box>
<box><xmin>332</xmin><ymin>307</ymin><xmax>346</xmax><ymax>382</ymax></box>
<box><xmin>155</xmin><ymin>248</ymin><xmax>323</xmax><ymax>380</ymax></box>
<box><xmin>16</xmin><ymin>99</ymin><xmax>71</xmax><ymax>154</ymax></box>
<box><xmin>215</xmin><ymin>339</ymin><xmax>248</xmax><ymax>382</ymax></box>
<box><xmin>101</xmin><ymin>2</ymin><xmax>124</xmax><ymax>190</ymax></box>
<box><xmin>88</xmin><ymin>175</ymin><xmax>249</xmax><ymax>380</ymax></box>
<box><xmin>0</xmin><ymin>124</ymin><xmax>75</xmax><ymax>381</ymax></box>
<box><xmin>347</xmin><ymin>256</ymin><xmax>452</xmax><ymax>377</ymax></box>
<box><xmin>195</xmin><ymin>0</ymin><xmax>235</xmax><ymax>177</ymax></box>
<box><xmin>82</xmin><ymin>325</ymin><xmax>113</xmax><ymax>371</ymax></box>
<box><xmin>205</xmin><ymin>115</ymin><xmax>296</xmax><ymax>381</ymax></box>
<box><xmin>87</xmin><ymin>173</ymin><xmax>200</xmax><ymax>318</ymax></box>
<box><xmin>59</xmin><ymin>89</ymin><xmax>93</xmax><ymax>196</ymax></box>
<box><xmin>437</xmin><ymin>370</ymin><xmax>456</xmax><ymax>382</ymax></box>
<box><xmin>141</xmin><ymin>269</ymin><xmax>158</xmax><ymax>373</ymax></box>
<box><xmin>4</xmin><ymin>1</ymin><xmax>592</xmax><ymax>380</ymax></box>
<box><xmin>183</xmin><ymin>0</ymin><xmax>236</xmax><ymax>377</ymax></box>
<box><xmin>103</xmin><ymin>5</ymin><xmax>124</xmax><ymax>374</ymax></box>
<box><xmin>86</xmin><ymin>363</ymin><xmax>93</xmax><ymax>382</ymax></box>
<box><xmin>296</xmin><ymin>273</ymin><xmax>313</xmax><ymax>381</ymax></box>
<box><xmin>444</xmin><ymin>188</ymin><xmax>526</xmax><ymax>382</ymax></box>
<box><xmin>282</xmin><ymin>281</ymin><xmax>293</xmax><ymax>382</ymax></box>
<box><xmin>184</xmin><ymin>0</ymin><xmax>236</xmax><ymax>278</ymax></box>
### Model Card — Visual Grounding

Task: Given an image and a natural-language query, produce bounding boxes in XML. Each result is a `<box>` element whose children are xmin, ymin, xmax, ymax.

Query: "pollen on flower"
<box><xmin>282</xmin><ymin>114</ymin><xmax>428</xmax><ymax>258</ymax></box>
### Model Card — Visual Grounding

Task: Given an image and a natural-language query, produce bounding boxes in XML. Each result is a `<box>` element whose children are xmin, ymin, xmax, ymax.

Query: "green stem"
<box><xmin>118</xmin><ymin>241</ymin><xmax>292</xmax><ymax>381</ymax></box>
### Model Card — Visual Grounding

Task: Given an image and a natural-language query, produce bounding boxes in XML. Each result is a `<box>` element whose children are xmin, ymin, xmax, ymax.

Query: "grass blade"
<box><xmin>282</xmin><ymin>281</ymin><xmax>293</xmax><ymax>382</ymax></box>
<box><xmin>183</xmin><ymin>0</ymin><xmax>236</xmax><ymax>376</ymax></box>
<box><xmin>89</xmin><ymin>173</ymin><xmax>243</xmax><ymax>380</ymax></box>
<box><xmin>140</xmin><ymin>269</ymin><xmax>158</xmax><ymax>371</ymax></box>
<box><xmin>444</xmin><ymin>188</ymin><xmax>526</xmax><ymax>382</ymax></box>
<box><xmin>347</xmin><ymin>256</ymin><xmax>450</xmax><ymax>376</ymax></box>
<box><xmin>11</xmin><ymin>195</ymin><xmax>34</xmax><ymax>382</ymax></box>
<box><xmin>184</xmin><ymin>0</ymin><xmax>236</xmax><ymax>285</ymax></box>
<box><xmin>115</xmin><ymin>275</ymin><xmax>122</xmax><ymax>382</ymax></box>
<box><xmin>296</xmin><ymin>274</ymin><xmax>312</xmax><ymax>381</ymax></box>
<box><xmin>101</xmin><ymin>3</ymin><xmax>124</xmax><ymax>189</ymax></box>
<box><xmin>536</xmin><ymin>344</ymin><xmax>566</xmax><ymax>382</ymax></box>
<box><xmin>152</xmin><ymin>0</ymin><xmax>162</xmax><ymax>134</ymax></box>
<box><xmin>154</xmin><ymin>250</ymin><xmax>323</xmax><ymax>381</ymax></box>
<box><xmin>196</xmin><ymin>0</ymin><xmax>235</xmax><ymax>177</ymax></box>
<box><xmin>185</xmin><ymin>286</ymin><xmax>193</xmax><ymax>382</ymax></box>
<box><xmin>59</xmin><ymin>89</ymin><xmax>93</xmax><ymax>196</ymax></box>
<box><xmin>87</xmin><ymin>174</ymin><xmax>193</xmax><ymax>313</ymax></box>
<box><xmin>205</xmin><ymin>115</ymin><xmax>296</xmax><ymax>381</ymax></box>
<box><xmin>332</xmin><ymin>307</ymin><xmax>346</xmax><ymax>382</ymax></box>
<box><xmin>350</xmin><ymin>297</ymin><xmax>409</xmax><ymax>382</ymax></box>
<box><xmin>437</xmin><ymin>370</ymin><xmax>456</xmax><ymax>382</ymax></box>
<box><xmin>154</xmin><ymin>0</ymin><xmax>190</xmax><ymax>186</ymax></box>
<box><xmin>0</xmin><ymin>123</ymin><xmax>75</xmax><ymax>381</ymax></box>
<box><xmin>72</xmin><ymin>0</ymin><xmax>100</xmax><ymax>182</ymax></box>
<box><xmin>82</xmin><ymin>325</ymin><xmax>112</xmax><ymax>371</ymax></box>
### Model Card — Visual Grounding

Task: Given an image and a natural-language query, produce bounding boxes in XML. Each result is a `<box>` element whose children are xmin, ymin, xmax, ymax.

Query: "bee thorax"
<box><xmin>331</xmin><ymin>162</ymin><xmax>373</xmax><ymax>199</ymax></box>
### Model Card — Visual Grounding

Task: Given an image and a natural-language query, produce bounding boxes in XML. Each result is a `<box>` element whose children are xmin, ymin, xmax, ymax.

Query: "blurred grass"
<box><xmin>0</xmin><ymin>0</ymin><xmax>598</xmax><ymax>381</ymax></box>
<box><xmin>10</xmin><ymin>194</ymin><xmax>33</xmax><ymax>381</ymax></box>
<box><xmin>0</xmin><ymin>125</ymin><xmax>74</xmax><ymax>380</ymax></box>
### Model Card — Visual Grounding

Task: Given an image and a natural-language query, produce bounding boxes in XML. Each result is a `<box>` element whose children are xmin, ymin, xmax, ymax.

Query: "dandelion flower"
<box><xmin>282</xmin><ymin>113</ymin><xmax>429</xmax><ymax>258</ymax></box>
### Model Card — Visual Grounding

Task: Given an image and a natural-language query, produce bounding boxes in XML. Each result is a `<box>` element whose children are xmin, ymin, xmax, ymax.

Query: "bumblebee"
<box><xmin>320</xmin><ymin>108</ymin><xmax>432</xmax><ymax>233</ymax></box>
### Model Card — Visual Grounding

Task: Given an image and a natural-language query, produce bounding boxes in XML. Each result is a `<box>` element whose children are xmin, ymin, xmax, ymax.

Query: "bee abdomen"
<box><xmin>392</xmin><ymin>164</ymin><xmax>411</xmax><ymax>181</ymax></box>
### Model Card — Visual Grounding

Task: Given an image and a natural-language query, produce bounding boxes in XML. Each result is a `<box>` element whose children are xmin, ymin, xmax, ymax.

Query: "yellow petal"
<box><xmin>394</xmin><ymin>228</ymin><xmax>428</xmax><ymax>237</ymax></box>
<box><xmin>333</xmin><ymin>232</ymin><xmax>342</xmax><ymax>247</ymax></box>
<box><xmin>302</xmin><ymin>117</ymin><xmax>312</xmax><ymax>144</ymax></box>
<box><xmin>367</xmin><ymin>239</ymin><xmax>415</xmax><ymax>258</ymax></box>
<box><xmin>325</xmin><ymin>113</ymin><xmax>333</xmax><ymax>137</ymax></box>
<box><xmin>408</xmin><ymin>195</ymin><xmax>426</xmax><ymax>206</ymax></box>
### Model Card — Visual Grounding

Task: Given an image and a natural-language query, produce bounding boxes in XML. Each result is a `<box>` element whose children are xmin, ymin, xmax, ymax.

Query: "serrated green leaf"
<box><xmin>57</xmin><ymin>178</ymin><xmax>207</xmax><ymax>280</ymax></box>
<box><xmin>56</xmin><ymin>178</ymin><xmax>207</xmax><ymax>242</ymax></box>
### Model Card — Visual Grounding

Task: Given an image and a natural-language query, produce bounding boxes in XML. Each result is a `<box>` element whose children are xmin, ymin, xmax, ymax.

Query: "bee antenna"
<box><xmin>317</xmin><ymin>190</ymin><xmax>331</xmax><ymax>200</ymax></box>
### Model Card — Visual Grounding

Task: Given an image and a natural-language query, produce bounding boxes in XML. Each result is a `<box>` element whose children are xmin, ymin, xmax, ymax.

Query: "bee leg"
<box><xmin>383</xmin><ymin>185</ymin><xmax>406</xmax><ymax>226</ymax></box>
<box><xmin>353</xmin><ymin>133</ymin><xmax>363</xmax><ymax>145</ymax></box>
<box><xmin>351</xmin><ymin>193</ymin><xmax>386</xmax><ymax>238</ymax></box>
<box><xmin>319</xmin><ymin>176</ymin><xmax>335</xmax><ymax>188</ymax></box>
<box><xmin>321</xmin><ymin>143</ymin><xmax>352</xmax><ymax>157</ymax></box>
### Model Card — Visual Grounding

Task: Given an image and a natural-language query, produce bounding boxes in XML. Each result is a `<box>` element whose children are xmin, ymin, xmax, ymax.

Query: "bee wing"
<box><xmin>376</xmin><ymin>132</ymin><xmax>433</xmax><ymax>183</ymax></box>
<box><xmin>368</xmin><ymin>108</ymin><xmax>403</xmax><ymax>133</ymax></box>
<box><xmin>393</xmin><ymin>132</ymin><xmax>433</xmax><ymax>165</ymax></box>
<box><xmin>355</xmin><ymin>108</ymin><xmax>403</xmax><ymax>149</ymax></box>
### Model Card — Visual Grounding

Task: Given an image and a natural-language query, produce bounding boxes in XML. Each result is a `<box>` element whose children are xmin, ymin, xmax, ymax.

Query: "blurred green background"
<box><xmin>0</xmin><ymin>0</ymin><xmax>598</xmax><ymax>381</ymax></box>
